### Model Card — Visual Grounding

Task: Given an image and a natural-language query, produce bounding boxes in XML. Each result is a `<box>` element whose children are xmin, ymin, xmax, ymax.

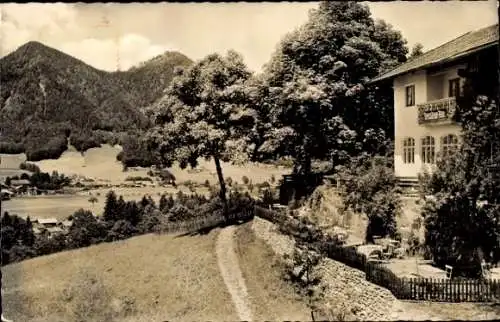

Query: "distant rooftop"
<box><xmin>38</xmin><ymin>218</ymin><xmax>59</xmax><ymax>224</ymax></box>
<box><xmin>10</xmin><ymin>179</ymin><xmax>31</xmax><ymax>185</ymax></box>
<box><xmin>371</xmin><ymin>24</ymin><xmax>499</xmax><ymax>83</ymax></box>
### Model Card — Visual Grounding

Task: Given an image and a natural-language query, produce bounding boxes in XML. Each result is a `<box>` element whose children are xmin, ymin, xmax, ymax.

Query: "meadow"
<box><xmin>1</xmin><ymin>144</ymin><xmax>289</xmax><ymax>220</ymax></box>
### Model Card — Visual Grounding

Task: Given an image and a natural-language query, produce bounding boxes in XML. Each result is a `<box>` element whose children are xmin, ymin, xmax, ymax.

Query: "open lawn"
<box><xmin>2</xmin><ymin>185</ymin><xmax>210</xmax><ymax>220</ymax></box>
<box><xmin>2</xmin><ymin>230</ymin><xmax>237</xmax><ymax>322</ymax></box>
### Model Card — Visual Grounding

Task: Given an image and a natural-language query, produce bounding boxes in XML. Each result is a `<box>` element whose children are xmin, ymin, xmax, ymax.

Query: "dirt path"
<box><xmin>216</xmin><ymin>226</ymin><xmax>253</xmax><ymax>321</ymax></box>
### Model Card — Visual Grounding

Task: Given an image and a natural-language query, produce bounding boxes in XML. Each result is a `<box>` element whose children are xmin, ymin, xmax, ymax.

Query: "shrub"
<box><xmin>70</xmin><ymin>131</ymin><xmax>101</xmax><ymax>152</ymax></box>
<box><xmin>107</xmin><ymin>220</ymin><xmax>138</xmax><ymax>242</ymax></box>
<box><xmin>241</xmin><ymin>176</ymin><xmax>250</xmax><ymax>185</ymax></box>
<box><xmin>226</xmin><ymin>176</ymin><xmax>233</xmax><ymax>187</ymax></box>
<box><xmin>124</xmin><ymin>176</ymin><xmax>153</xmax><ymax>182</ymax></box>
<box><xmin>282</xmin><ymin>246</ymin><xmax>326</xmax><ymax>319</ymax></box>
<box><xmin>337</xmin><ymin>154</ymin><xmax>402</xmax><ymax>243</ymax></box>
<box><xmin>25</xmin><ymin>135</ymin><xmax>68</xmax><ymax>161</ymax></box>
<box><xmin>67</xmin><ymin>209</ymin><xmax>107</xmax><ymax>248</ymax></box>
<box><xmin>167</xmin><ymin>204</ymin><xmax>196</xmax><ymax>222</ymax></box>
<box><xmin>0</xmin><ymin>141</ymin><xmax>25</xmax><ymax>154</ymax></box>
<box><xmin>19</xmin><ymin>162</ymin><xmax>41</xmax><ymax>173</ymax></box>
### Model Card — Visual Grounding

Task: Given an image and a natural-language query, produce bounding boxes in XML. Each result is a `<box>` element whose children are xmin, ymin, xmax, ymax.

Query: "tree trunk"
<box><xmin>213</xmin><ymin>156</ymin><xmax>229</xmax><ymax>219</ymax></box>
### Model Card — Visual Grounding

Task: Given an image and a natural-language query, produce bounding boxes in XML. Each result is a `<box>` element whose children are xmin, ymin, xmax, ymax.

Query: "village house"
<box><xmin>9</xmin><ymin>179</ymin><xmax>38</xmax><ymax>195</ymax></box>
<box><xmin>30</xmin><ymin>217</ymin><xmax>71</xmax><ymax>237</ymax></box>
<box><xmin>370</xmin><ymin>24</ymin><xmax>499</xmax><ymax>185</ymax></box>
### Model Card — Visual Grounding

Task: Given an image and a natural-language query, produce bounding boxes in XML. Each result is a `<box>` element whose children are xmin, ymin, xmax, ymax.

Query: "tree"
<box><xmin>103</xmin><ymin>190</ymin><xmax>118</xmax><ymax>222</ymax></box>
<box><xmin>255</xmin><ymin>1</ymin><xmax>408</xmax><ymax>174</ymax></box>
<box><xmin>146</xmin><ymin>51</ymin><xmax>255</xmax><ymax>217</ymax></box>
<box><xmin>68</xmin><ymin>209</ymin><xmax>106</xmax><ymax>248</ymax></box>
<box><xmin>337</xmin><ymin>154</ymin><xmax>401</xmax><ymax>243</ymax></box>
<box><xmin>409</xmin><ymin>43</ymin><xmax>424</xmax><ymax>59</ymax></box>
<box><xmin>421</xmin><ymin>46</ymin><xmax>500</xmax><ymax>277</ymax></box>
<box><xmin>283</xmin><ymin>246</ymin><xmax>326</xmax><ymax>320</ymax></box>
<box><xmin>88</xmin><ymin>196</ymin><xmax>98</xmax><ymax>208</ymax></box>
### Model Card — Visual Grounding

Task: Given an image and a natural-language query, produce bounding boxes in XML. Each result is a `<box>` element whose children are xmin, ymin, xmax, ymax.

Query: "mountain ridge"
<box><xmin>0</xmin><ymin>41</ymin><xmax>193</xmax><ymax>161</ymax></box>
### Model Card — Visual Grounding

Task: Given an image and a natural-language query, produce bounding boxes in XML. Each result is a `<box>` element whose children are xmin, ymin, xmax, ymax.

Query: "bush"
<box><xmin>241</xmin><ymin>176</ymin><xmax>250</xmax><ymax>185</ymax></box>
<box><xmin>337</xmin><ymin>154</ymin><xmax>402</xmax><ymax>243</ymax></box>
<box><xmin>124</xmin><ymin>176</ymin><xmax>153</xmax><ymax>182</ymax></box>
<box><xmin>19</xmin><ymin>162</ymin><xmax>41</xmax><ymax>173</ymax></box>
<box><xmin>0</xmin><ymin>141</ymin><xmax>25</xmax><ymax>154</ymax></box>
<box><xmin>70</xmin><ymin>131</ymin><xmax>101</xmax><ymax>152</ymax></box>
<box><xmin>107</xmin><ymin>220</ymin><xmax>138</xmax><ymax>241</ymax></box>
<box><xmin>25</xmin><ymin>135</ymin><xmax>68</xmax><ymax>161</ymax></box>
<box><xmin>225</xmin><ymin>176</ymin><xmax>233</xmax><ymax>187</ymax></box>
<box><xmin>67</xmin><ymin>209</ymin><xmax>107</xmax><ymax>248</ymax></box>
<box><xmin>167</xmin><ymin>204</ymin><xmax>196</xmax><ymax>222</ymax></box>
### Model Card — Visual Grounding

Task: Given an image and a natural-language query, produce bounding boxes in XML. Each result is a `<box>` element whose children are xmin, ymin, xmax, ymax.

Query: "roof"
<box><xmin>38</xmin><ymin>218</ymin><xmax>59</xmax><ymax>225</ymax></box>
<box><xmin>371</xmin><ymin>24</ymin><xmax>499</xmax><ymax>83</ymax></box>
<box><xmin>0</xmin><ymin>189</ymin><xmax>14</xmax><ymax>195</ymax></box>
<box><xmin>10</xmin><ymin>179</ymin><xmax>31</xmax><ymax>185</ymax></box>
<box><xmin>62</xmin><ymin>220</ymin><xmax>73</xmax><ymax>227</ymax></box>
<box><xmin>47</xmin><ymin>227</ymin><xmax>64</xmax><ymax>233</ymax></box>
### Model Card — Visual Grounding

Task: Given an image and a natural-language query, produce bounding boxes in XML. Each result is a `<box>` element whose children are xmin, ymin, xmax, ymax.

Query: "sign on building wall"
<box><xmin>417</xmin><ymin>97</ymin><xmax>457</xmax><ymax>124</ymax></box>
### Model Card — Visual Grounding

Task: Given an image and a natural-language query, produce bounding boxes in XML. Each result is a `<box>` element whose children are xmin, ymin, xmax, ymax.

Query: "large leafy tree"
<box><xmin>255</xmin><ymin>1</ymin><xmax>408</xmax><ymax>174</ymax></box>
<box><xmin>421</xmin><ymin>46</ymin><xmax>500</xmax><ymax>276</ymax></box>
<box><xmin>145</xmin><ymin>51</ymin><xmax>255</xmax><ymax>216</ymax></box>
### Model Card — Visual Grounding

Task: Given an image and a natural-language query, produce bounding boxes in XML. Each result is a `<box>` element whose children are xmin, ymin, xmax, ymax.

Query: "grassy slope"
<box><xmin>2</xmin><ymin>230</ymin><xmax>237</xmax><ymax>322</ymax></box>
<box><xmin>234</xmin><ymin>222</ymin><xmax>310</xmax><ymax>320</ymax></box>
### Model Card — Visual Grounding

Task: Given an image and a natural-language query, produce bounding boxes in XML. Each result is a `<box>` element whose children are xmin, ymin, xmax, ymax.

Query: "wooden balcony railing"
<box><xmin>417</xmin><ymin>97</ymin><xmax>457</xmax><ymax>125</ymax></box>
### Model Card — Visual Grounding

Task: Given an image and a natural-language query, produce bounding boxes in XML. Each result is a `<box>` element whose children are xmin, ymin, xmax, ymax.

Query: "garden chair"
<box><xmin>445</xmin><ymin>265</ymin><xmax>453</xmax><ymax>279</ymax></box>
<box><xmin>481</xmin><ymin>260</ymin><xmax>491</xmax><ymax>279</ymax></box>
<box><xmin>381</xmin><ymin>243</ymin><xmax>396</xmax><ymax>260</ymax></box>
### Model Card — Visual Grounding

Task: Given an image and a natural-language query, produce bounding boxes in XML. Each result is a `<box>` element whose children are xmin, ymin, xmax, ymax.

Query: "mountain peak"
<box><xmin>16</xmin><ymin>41</ymin><xmax>57</xmax><ymax>55</ymax></box>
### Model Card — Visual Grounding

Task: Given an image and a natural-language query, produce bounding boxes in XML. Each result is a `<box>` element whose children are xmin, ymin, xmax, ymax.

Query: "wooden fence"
<box><xmin>254</xmin><ymin>205</ymin><xmax>500</xmax><ymax>303</ymax></box>
<box><xmin>366</xmin><ymin>261</ymin><xmax>500</xmax><ymax>302</ymax></box>
<box><xmin>160</xmin><ymin>209</ymin><xmax>255</xmax><ymax>235</ymax></box>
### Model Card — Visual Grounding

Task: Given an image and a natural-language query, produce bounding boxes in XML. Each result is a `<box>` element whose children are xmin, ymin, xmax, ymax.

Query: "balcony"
<box><xmin>417</xmin><ymin>97</ymin><xmax>457</xmax><ymax>125</ymax></box>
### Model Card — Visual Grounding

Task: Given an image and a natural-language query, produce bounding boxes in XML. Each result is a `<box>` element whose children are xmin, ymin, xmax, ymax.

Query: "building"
<box><xmin>371</xmin><ymin>24</ymin><xmax>499</xmax><ymax>183</ymax></box>
<box><xmin>0</xmin><ymin>189</ymin><xmax>14</xmax><ymax>200</ymax></box>
<box><xmin>36</xmin><ymin>218</ymin><xmax>59</xmax><ymax>228</ymax></box>
<box><xmin>9</xmin><ymin>179</ymin><xmax>38</xmax><ymax>195</ymax></box>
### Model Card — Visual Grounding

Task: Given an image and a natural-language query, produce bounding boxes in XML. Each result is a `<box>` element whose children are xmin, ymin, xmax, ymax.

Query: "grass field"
<box><xmin>1</xmin><ymin>144</ymin><xmax>288</xmax><ymax>220</ymax></box>
<box><xmin>234</xmin><ymin>222</ymin><xmax>310</xmax><ymax>320</ymax></box>
<box><xmin>2</xmin><ymin>230</ymin><xmax>237</xmax><ymax>322</ymax></box>
<box><xmin>1</xmin><ymin>144</ymin><xmax>289</xmax><ymax>185</ymax></box>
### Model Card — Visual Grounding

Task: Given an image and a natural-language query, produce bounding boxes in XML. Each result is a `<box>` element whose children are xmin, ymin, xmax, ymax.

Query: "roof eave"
<box><xmin>369</xmin><ymin>41</ymin><xmax>498</xmax><ymax>84</ymax></box>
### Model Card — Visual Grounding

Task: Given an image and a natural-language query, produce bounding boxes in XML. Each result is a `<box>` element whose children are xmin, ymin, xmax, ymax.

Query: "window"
<box><xmin>448</xmin><ymin>78</ymin><xmax>461</xmax><ymax>98</ymax></box>
<box><xmin>402</xmin><ymin>137</ymin><xmax>415</xmax><ymax>164</ymax></box>
<box><xmin>421</xmin><ymin>136</ymin><xmax>436</xmax><ymax>164</ymax></box>
<box><xmin>405</xmin><ymin>85</ymin><xmax>415</xmax><ymax>107</ymax></box>
<box><xmin>440</xmin><ymin>134</ymin><xmax>459</xmax><ymax>158</ymax></box>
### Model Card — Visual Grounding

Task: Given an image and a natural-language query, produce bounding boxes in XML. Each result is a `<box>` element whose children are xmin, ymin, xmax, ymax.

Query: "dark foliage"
<box><xmin>336</xmin><ymin>154</ymin><xmax>401</xmax><ymax>243</ymax></box>
<box><xmin>421</xmin><ymin>48</ymin><xmax>500</xmax><ymax>277</ymax></box>
<box><xmin>0</xmin><ymin>41</ymin><xmax>192</xmax><ymax>158</ymax></box>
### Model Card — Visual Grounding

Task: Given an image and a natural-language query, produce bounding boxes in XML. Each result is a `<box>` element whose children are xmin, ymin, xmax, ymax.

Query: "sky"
<box><xmin>0</xmin><ymin>1</ymin><xmax>497</xmax><ymax>73</ymax></box>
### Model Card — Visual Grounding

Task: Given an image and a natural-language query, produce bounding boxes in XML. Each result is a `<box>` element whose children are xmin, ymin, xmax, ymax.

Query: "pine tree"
<box><xmin>159</xmin><ymin>194</ymin><xmax>168</xmax><ymax>211</ymax></box>
<box><xmin>103</xmin><ymin>190</ymin><xmax>118</xmax><ymax>222</ymax></box>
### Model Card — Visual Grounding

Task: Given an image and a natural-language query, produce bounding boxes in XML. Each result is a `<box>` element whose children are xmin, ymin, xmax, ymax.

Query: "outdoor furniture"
<box><xmin>481</xmin><ymin>260</ymin><xmax>491</xmax><ymax>279</ymax></box>
<box><xmin>445</xmin><ymin>265</ymin><xmax>453</xmax><ymax>279</ymax></box>
<box><xmin>393</xmin><ymin>247</ymin><xmax>406</xmax><ymax>259</ymax></box>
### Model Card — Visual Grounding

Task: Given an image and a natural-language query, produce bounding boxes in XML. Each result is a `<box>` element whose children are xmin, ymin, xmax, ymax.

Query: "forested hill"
<box><xmin>0</xmin><ymin>41</ymin><xmax>192</xmax><ymax>161</ymax></box>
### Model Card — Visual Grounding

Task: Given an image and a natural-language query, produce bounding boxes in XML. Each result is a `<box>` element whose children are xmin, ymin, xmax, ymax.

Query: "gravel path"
<box><xmin>216</xmin><ymin>226</ymin><xmax>253</xmax><ymax>321</ymax></box>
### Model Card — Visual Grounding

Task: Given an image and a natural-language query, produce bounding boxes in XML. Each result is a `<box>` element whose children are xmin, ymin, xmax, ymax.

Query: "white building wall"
<box><xmin>393</xmin><ymin>65</ymin><xmax>464</xmax><ymax>179</ymax></box>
